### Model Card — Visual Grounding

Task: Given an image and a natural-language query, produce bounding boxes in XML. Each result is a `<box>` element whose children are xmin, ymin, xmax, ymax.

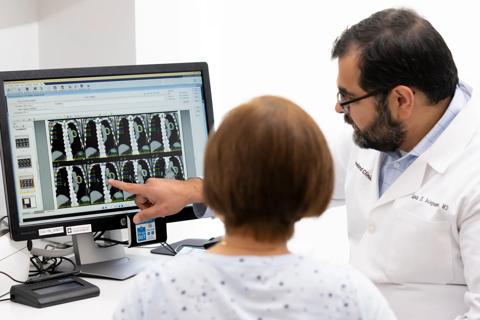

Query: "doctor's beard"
<box><xmin>344</xmin><ymin>98</ymin><xmax>406</xmax><ymax>152</ymax></box>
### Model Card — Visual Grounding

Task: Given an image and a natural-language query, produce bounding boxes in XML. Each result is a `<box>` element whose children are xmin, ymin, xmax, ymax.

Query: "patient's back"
<box><xmin>113</xmin><ymin>253</ymin><xmax>395</xmax><ymax>320</ymax></box>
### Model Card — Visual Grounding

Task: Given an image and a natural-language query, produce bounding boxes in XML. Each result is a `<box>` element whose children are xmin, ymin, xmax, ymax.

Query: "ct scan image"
<box><xmin>48</xmin><ymin>111</ymin><xmax>186</xmax><ymax>209</ymax></box>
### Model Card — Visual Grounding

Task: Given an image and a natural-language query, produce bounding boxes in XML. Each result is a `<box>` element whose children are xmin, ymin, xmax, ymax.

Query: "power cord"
<box><xmin>0</xmin><ymin>270</ymin><xmax>25</xmax><ymax>284</ymax></box>
<box><xmin>28</xmin><ymin>255</ymin><xmax>78</xmax><ymax>283</ymax></box>
<box><xmin>0</xmin><ymin>290</ymin><xmax>10</xmax><ymax>302</ymax></box>
<box><xmin>0</xmin><ymin>216</ymin><xmax>8</xmax><ymax>237</ymax></box>
<box><xmin>42</xmin><ymin>239</ymin><xmax>72</xmax><ymax>249</ymax></box>
<box><xmin>0</xmin><ymin>270</ymin><xmax>27</xmax><ymax>303</ymax></box>
<box><xmin>28</xmin><ymin>240</ymin><xmax>74</xmax><ymax>258</ymax></box>
<box><xmin>94</xmin><ymin>237</ymin><xmax>128</xmax><ymax>247</ymax></box>
<box><xmin>94</xmin><ymin>231</ymin><xmax>105</xmax><ymax>240</ymax></box>
<box><xmin>26</xmin><ymin>240</ymin><xmax>79</xmax><ymax>282</ymax></box>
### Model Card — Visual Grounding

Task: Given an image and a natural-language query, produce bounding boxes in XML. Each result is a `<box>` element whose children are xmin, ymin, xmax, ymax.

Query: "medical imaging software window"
<box><xmin>5</xmin><ymin>72</ymin><xmax>208</xmax><ymax>225</ymax></box>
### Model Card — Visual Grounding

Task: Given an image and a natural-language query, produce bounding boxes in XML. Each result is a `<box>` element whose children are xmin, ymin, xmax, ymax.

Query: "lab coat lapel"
<box><xmin>371</xmin><ymin>95</ymin><xmax>479</xmax><ymax>210</ymax></box>
<box><xmin>422</xmin><ymin>96</ymin><xmax>479</xmax><ymax>174</ymax></box>
<box><xmin>373</xmin><ymin>158</ymin><xmax>427</xmax><ymax>209</ymax></box>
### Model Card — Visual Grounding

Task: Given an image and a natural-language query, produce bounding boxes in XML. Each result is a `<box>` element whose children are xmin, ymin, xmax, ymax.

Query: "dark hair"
<box><xmin>203</xmin><ymin>96</ymin><xmax>334</xmax><ymax>242</ymax></box>
<box><xmin>331</xmin><ymin>8</ymin><xmax>458</xmax><ymax>104</ymax></box>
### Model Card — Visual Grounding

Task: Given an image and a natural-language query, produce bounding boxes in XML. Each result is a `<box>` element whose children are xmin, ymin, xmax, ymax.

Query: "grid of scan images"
<box><xmin>48</xmin><ymin>111</ymin><xmax>185</xmax><ymax>209</ymax></box>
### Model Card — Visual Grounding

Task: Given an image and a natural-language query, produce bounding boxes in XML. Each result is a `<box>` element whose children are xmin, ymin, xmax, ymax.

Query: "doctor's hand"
<box><xmin>108</xmin><ymin>178</ymin><xmax>203</xmax><ymax>224</ymax></box>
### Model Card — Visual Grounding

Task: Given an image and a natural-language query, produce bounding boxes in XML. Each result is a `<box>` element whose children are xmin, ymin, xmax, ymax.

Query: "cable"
<box><xmin>29</xmin><ymin>246</ymin><xmax>73</xmax><ymax>258</ymax></box>
<box><xmin>95</xmin><ymin>237</ymin><xmax>128</xmax><ymax>247</ymax></box>
<box><xmin>29</xmin><ymin>255</ymin><xmax>77</xmax><ymax>274</ymax></box>
<box><xmin>26</xmin><ymin>258</ymin><xmax>78</xmax><ymax>284</ymax></box>
<box><xmin>0</xmin><ymin>271</ymin><xmax>25</xmax><ymax>284</ymax></box>
<box><xmin>94</xmin><ymin>231</ymin><xmax>105</xmax><ymax>240</ymax></box>
<box><xmin>0</xmin><ymin>290</ymin><xmax>9</xmax><ymax>302</ymax></box>
<box><xmin>27</xmin><ymin>255</ymin><xmax>79</xmax><ymax>284</ymax></box>
<box><xmin>58</xmin><ymin>256</ymin><xmax>77</xmax><ymax>273</ymax></box>
<box><xmin>0</xmin><ymin>216</ymin><xmax>8</xmax><ymax>237</ymax></box>
<box><xmin>42</xmin><ymin>239</ymin><xmax>72</xmax><ymax>249</ymax></box>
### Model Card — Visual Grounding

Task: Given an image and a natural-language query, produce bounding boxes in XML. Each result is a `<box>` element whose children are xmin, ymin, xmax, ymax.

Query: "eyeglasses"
<box><xmin>336</xmin><ymin>90</ymin><xmax>383</xmax><ymax>114</ymax></box>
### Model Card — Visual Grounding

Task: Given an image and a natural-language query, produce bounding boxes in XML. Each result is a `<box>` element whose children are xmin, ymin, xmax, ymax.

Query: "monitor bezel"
<box><xmin>0</xmin><ymin>62</ymin><xmax>214</xmax><ymax>241</ymax></box>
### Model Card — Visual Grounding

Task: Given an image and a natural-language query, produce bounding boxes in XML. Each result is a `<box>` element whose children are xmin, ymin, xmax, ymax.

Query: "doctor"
<box><xmin>329</xmin><ymin>8</ymin><xmax>480</xmax><ymax>320</ymax></box>
<box><xmin>109</xmin><ymin>7</ymin><xmax>480</xmax><ymax>320</ymax></box>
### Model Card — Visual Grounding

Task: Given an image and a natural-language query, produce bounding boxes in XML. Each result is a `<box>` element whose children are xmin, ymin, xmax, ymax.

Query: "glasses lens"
<box><xmin>337</xmin><ymin>92</ymin><xmax>345</xmax><ymax>105</ymax></box>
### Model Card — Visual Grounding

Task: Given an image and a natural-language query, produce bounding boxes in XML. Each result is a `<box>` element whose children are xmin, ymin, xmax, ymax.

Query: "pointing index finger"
<box><xmin>108</xmin><ymin>179</ymin><xmax>143</xmax><ymax>195</ymax></box>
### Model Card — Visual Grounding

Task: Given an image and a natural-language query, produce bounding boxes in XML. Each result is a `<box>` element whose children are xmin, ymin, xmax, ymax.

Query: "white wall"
<box><xmin>135</xmin><ymin>0</ymin><xmax>480</xmax><ymax>140</ymax></box>
<box><xmin>37</xmin><ymin>0</ymin><xmax>136</xmax><ymax>68</ymax></box>
<box><xmin>135</xmin><ymin>0</ymin><xmax>223</xmax><ymax>120</ymax></box>
<box><xmin>0</xmin><ymin>0</ymin><xmax>39</xmax><ymax>71</ymax></box>
<box><xmin>0</xmin><ymin>0</ymin><xmax>136</xmax><ymax>71</ymax></box>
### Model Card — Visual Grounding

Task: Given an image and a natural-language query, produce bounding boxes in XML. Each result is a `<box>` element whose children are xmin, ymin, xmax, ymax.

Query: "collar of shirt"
<box><xmin>378</xmin><ymin>81</ymin><xmax>472</xmax><ymax>196</ymax></box>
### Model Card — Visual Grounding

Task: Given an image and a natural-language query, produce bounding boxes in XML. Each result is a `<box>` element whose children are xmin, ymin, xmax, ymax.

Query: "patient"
<box><xmin>113</xmin><ymin>96</ymin><xmax>395</xmax><ymax>320</ymax></box>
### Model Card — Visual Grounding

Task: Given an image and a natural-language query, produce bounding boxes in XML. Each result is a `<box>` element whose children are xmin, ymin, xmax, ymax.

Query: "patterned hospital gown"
<box><xmin>113</xmin><ymin>253</ymin><xmax>396</xmax><ymax>320</ymax></box>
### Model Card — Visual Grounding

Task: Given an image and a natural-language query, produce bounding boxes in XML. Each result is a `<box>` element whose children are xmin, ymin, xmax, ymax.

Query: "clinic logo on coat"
<box><xmin>355</xmin><ymin>162</ymin><xmax>372</xmax><ymax>181</ymax></box>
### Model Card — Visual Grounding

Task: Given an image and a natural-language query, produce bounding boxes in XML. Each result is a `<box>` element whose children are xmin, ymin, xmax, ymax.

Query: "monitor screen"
<box><xmin>0</xmin><ymin>63</ymin><xmax>213</xmax><ymax>241</ymax></box>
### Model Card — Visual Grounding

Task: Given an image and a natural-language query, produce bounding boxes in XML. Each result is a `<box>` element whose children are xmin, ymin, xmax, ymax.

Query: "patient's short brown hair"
<box><xmin>203</xmin><ymin>96</ymin><xmax>334</xmax><ymax>242</ymax></box>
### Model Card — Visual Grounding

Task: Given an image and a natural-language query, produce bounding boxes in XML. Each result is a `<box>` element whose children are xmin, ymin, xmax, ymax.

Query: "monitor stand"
<box><xmin>151</xmin><ymin>236</ymin><xmax>223</xmax><ymax>256</ymax></box>
<box><xmin>57</xmin><ymin>232</ymin><xmax>149</xmax><ymax>280</ymax></box>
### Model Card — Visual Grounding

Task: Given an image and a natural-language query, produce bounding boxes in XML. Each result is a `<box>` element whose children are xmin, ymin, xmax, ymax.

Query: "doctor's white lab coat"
<box><xmin>332</xmin><ymin>94</ymin><xmax>480</xmax><ymax>320</ymax></box>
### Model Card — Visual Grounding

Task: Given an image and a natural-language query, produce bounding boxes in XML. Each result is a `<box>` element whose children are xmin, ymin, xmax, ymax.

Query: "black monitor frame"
<box><xmin>0</xmin><ymin>62</ymin><xmax>214</xmax><ymax>242</ymax></box>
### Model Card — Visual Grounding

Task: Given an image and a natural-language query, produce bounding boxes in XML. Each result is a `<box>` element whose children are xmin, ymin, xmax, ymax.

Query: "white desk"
<box><xmin>0</xmin><ymin>207</ymin><xmax>348</xmax><ymax>319</ymax></box>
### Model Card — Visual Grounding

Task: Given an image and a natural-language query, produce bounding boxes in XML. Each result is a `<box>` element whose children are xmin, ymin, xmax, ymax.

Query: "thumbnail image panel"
<box><xmin>54</xmin><ymin>167</ymin><xmax>71</xmax><ymax>208</ymax></box>
<box><xmin>133</xmin><ymin>115</ymin><xmax>150</xmax><ymax>154</ymax></box>
<box><xmin>152</xmin><ymin>157</ymin><xmax>166</xmax><ymax>178</ymax></box>
<box><xmin>120</xmin><ymin>160</ymin><xmax>136</xmax><ymax>200</ymax></box>
<box><xmin>66</xmin><ymin>121</ymin><xmax>85</xmax><ymax>159</ymax></box>
<box><xmin>151</xmin><ymin>156</ymin><xmax>185</xmax><ymax>180</ymax></box>
<box><xmin>165</xmin><ymin>156</ymin><xmax>184</xmax><ymax>180</ymax></box>
<box><xmin>88</xmin><ymin>164</ymin><xmax>105</xmax><ymax>204</ymax></box>
<box><xmin>136</xmin><ymin>159</ymin><xmax>151</xmax><ymax>184</ymax></box>
<box><xmin>84</xmin><ymin>119</ymin><xmax>100</xmax><ymax>158</ymax></box>
<box><xmin>149</xmin><ymin>114</ymin><xmax>164</xmax><ymax>152</ymax></box>
<box><xmin>164</xmin><ymin>112</ymin><xmax>182</xmax><ymax>150</ymax></box>
<box><xmin>99</xmin><ymin>118</ymin><xmax>118</xmax><ymax>156</ymax></box>
<box><xmin>72</xmin><ymin>165</ymin><xmax>90</xmax><ymax>206</ymax></box>
<box><xmin>50</xmin><ymin>122</ymin><xmax>67</xmax><ymax>161</ymax></box>
<box><xmin>116</xmin><ymin>117</ymin><xmax>132</xmax><ymax>156</ymax></box>
<box><xmin>147</xmin><ymin>112</ymin><xmax>182</xmax><ymax>152</ymax></box>
<box><xmin>15</xmin><ymin>136</ymin><xmax>30</xmax><ymax>149</ymax></box>
<box><xmin>49</xmin><ymin>120</ymin><xmax>86</xmax><ymax>161</ymax></box>
<box><xmin>105</xmin><ymin>162</ymin><xmax>123</xmax><ymax>201</ymax></box>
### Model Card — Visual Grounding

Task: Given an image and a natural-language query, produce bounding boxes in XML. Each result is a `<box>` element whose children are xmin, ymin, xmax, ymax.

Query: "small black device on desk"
<box><xmin>10</xmin><ymin>276</ymin><xmax>99</xmax><ymax>308</ymax></box>
<box><xmin>127</xmin><ymin>215</ymin><xmax>167</xmax><ymax>247</ymax></box>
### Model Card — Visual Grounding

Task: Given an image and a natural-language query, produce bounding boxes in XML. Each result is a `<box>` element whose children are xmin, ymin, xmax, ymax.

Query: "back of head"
<box><xmin>331</xmin><ymin>8</ymin><xmax>458</xmax><ymax>104</ymax></box>
<box><xmin>203</xmin><ymin>96</ymin><xmax>334</xmax><ymax>242</ymax></box>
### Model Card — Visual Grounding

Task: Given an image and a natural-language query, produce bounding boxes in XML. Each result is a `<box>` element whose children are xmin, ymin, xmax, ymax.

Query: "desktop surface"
<box><xmin>0</xmin><ymin>217</ymin><xmax>225</xmax><ymax>317</ymax></box>
<box><xmin>0</xmin><ymin>207</ymin><xmax>348</xmax><ymax>318</ymax></box>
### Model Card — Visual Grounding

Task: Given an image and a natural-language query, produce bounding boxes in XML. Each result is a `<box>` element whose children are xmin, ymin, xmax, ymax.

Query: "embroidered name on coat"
<box><xmin>355</xmin><ymin>161</ymin><xmax>372</xmax><ymax>181</ymax></box>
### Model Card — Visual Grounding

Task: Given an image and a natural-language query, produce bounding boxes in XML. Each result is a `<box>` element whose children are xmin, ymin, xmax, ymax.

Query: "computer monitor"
<box><xmin>0</xmin><ymin>62</ymin><xmax>213</xmax><ymax>279</ymax></box>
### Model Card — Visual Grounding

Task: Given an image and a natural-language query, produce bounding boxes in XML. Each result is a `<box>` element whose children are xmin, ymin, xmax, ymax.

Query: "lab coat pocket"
<box><xmin>386</xmin><ymin>211</ymin><xmax>453</xmax><ymax>284</ymax></box>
